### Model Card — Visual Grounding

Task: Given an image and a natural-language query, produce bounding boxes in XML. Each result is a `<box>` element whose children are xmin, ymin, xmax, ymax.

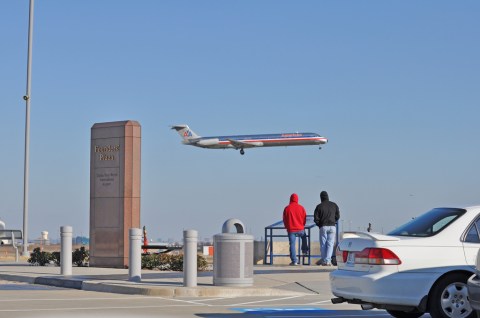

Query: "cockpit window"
<box><xmin>388</xmin><ymin>208</ymin><xmax>466</xmax><ymax>237</ymax></box>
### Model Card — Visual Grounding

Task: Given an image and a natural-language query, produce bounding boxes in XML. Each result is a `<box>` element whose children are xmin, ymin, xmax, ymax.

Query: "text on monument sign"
<box><xmin>96</xmin><ymin>171</ymin><xmax>119</xmax><ymax>187</ymax></box>
<box><xmin>95</xmin><ymin>145</ymin><xmax>120</xmax><ymax>161</ymax></box>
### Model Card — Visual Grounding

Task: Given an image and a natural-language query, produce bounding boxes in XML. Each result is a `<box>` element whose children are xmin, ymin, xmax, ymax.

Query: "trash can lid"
<box><xmin>222</xmin><ymin>218</ymin><xmax>245</xmax><ymax>234</ymax></box>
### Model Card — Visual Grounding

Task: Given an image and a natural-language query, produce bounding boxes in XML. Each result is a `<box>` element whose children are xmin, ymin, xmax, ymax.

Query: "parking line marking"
<box><xmin>228</xmin><ymin>295</ymin><xmax>302</xmax><ymax>306</ymax></box>
<box><xmin>233</xmin><ymin>307</ymin><xmax>329</xmax><ymax>313</ymax></box>
<box><xmin>306</xmin><ymin>299</ymin><xmax>335</xmax><ymax>305</ymax></box>
<box><xmin>159</xmin><ymin>297</ymin><xmax>213</xmax><ymax>306</ymax></box>
<box><xmin>189</xmin><ymin>297</ymin><xmax>227</xmax><ymax>302</ymax></box>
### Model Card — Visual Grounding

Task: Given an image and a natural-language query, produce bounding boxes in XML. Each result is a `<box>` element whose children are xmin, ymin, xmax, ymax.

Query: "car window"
<box><xmin>432</xmin><ymin>216</ymin><xmax>456</xmax><ymax>232</ymax></box>
<box><xmin>389</xmin><ymin>208</ymin><xmax>467</xmax><ymax>237</ymax></box>
<box><xmin>464</xmin><ymin>218</ymin><xmax>480</xmax><ymax>243</ymax></box>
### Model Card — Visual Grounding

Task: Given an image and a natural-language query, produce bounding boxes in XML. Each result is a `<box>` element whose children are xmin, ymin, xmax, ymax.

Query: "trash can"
<box><xmin>213</xmin><ymin>218</ymin><xmax>254</xmax><ymax>286</ymax></box>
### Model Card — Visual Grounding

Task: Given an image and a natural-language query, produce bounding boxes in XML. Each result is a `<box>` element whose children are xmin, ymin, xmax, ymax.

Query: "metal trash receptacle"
<box><xmin>213</xmin><ymin>218</ymin><xmax>254</xmax><ymax>286</ymax></box>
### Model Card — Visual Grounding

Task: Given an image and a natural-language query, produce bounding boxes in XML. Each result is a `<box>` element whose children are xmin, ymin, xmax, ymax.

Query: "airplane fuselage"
<box><xmin>172</xmin><ymin>125</ymin><xmax>327</xmax><ymax>155</ymax></box>
<box><xmin>184</xmin><ymin>133</ymin><xmax>327</xmax><ymax>149</ymax></box>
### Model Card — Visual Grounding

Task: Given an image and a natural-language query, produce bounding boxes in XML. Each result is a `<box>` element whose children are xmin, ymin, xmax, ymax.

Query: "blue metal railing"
<box><xmin>263</xmin><ymin>216</ymin><xmax>338</xmax><ymax>265</ymax></box>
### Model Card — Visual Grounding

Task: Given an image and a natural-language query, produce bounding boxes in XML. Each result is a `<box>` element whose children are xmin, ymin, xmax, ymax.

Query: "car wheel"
<box><xmin>429</xmin><ymin>273</ymin><xmax>475</xmax><ymax>318</ymax></box>
<box><xmin>386</xmin><ymin>309</ymin><xmax>424</xmax><ymax>318</ymax></box>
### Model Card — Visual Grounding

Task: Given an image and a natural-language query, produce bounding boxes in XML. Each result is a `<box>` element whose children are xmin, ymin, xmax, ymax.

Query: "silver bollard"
<box><xmin>60</xmin><ymin>226</ymin><xmax>72</xmax><ymax>276</ymax></box>
<box><xmin>11</xmin><ymin>231</ymin><xmax>19</xmax><ymax>262</ymax></box>
<box><xmin>129</xmin><ymin>228</ymin><xmax>142</xmax><ymax>282</ymax></box>
<box><xmin>183</xmin><ymin>229</ymin><xmax>198</xmax><ymax>287</ymax></box>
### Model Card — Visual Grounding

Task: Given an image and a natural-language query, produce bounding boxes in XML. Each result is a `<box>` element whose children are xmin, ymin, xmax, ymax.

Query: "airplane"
<box><xmin>171</xmin><ymin>124</ymin><xmax>328</xmax><ymax>155</ymax></box>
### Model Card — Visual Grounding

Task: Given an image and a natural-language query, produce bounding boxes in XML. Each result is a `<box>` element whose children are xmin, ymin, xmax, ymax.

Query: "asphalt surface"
<box><xmin>0</xmin><ymin>263</ymin><xmax>436</xmax><ymax>317</ymax></box>
<box><xmin>0</xmin><ymin>279</ymin><xmax>389</xmax><ymax>318</ymax></box>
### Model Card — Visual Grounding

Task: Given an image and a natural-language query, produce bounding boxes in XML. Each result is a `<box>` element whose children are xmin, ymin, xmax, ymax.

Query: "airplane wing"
<box><xmin>228</xmin><ymin>139</ymin><xmax>263</xmax><ymax>148</ymax></box>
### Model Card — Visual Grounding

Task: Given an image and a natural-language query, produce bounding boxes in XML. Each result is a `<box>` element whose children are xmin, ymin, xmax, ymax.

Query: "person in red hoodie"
<box><xmin>283</xmin><ymin>193</ymin><xmax>308</xmax><ymax>265</ymax></box>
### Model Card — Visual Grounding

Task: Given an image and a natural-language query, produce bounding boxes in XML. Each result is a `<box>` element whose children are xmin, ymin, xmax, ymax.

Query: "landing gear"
<box><xmin>240</xmin><ymin>148</ymin><xmax>245</xmax><ymax>155</ymax></box>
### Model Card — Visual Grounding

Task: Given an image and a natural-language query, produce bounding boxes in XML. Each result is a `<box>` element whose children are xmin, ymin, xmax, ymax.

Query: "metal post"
<box><xmin>332</xmin><ymin>222</ymin><xmax>339</xmax><ymax>264</ymax></box>
<box><xmin>268</xmin><ymin>229</ymin><xmax>273</xmax><ymax>264</ymax></box>
<box><xmin>307</xmin><ymin>227</ymin><xmax>311</xmax><ymax>265</ymax></box>
<box><xmin>263</xmin><ymin>228</ymin><xmax>267</xmax><ymax>265</ymax></box>
<box><xmin>129</xmin><ymin>228</ymin><xmax>142</xmax><ymax>282</ymax></box>
<box><xmin>22</xmin><ymin>0</ymin><xmax>35</xmax><ymax>257</ymax></box>
<box><xmin>60</xmin><ymin>226</ymin><xmax>72</xmax><ymax>275</ymax></box>
<box><xmin>296</xmin><ymin>235</ymin><xmax>301</xmax><ymax>264</ymax></box>
<box><xmin>183</xmin><ymin>229</ymin><xmax>197</xmax><ymax>287</ymax></box>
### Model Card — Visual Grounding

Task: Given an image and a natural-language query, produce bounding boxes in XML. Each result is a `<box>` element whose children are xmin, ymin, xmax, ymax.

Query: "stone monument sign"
<box><xmin>90</xmin><ymin>121</ymin><xmax>141</xmax><ymax>268</ymax></box>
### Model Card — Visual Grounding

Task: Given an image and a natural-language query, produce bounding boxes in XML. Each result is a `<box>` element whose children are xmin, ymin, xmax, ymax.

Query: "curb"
<box><xmin>34</xmin><ymin>277</ymin><xmax>83</xmax><ymax>289</ymax></box>
<box><xmin>0</xmin><ymin>273</ymin><xmax>307</xmax><ymax>298</ymax></box>
<box><xmin>0</xmin><ymin>273</ymin><xmax>36</xmax><ymax>284</ymax></box>
<box><xmin>82</xmin><ymin>281</ymin><xmax>175</xmax><ymax>297</ymax></box>
<box><xmin>81</xmin><ymin>280</ymin><xmax>307</xmax><ymax>297</ymax></box>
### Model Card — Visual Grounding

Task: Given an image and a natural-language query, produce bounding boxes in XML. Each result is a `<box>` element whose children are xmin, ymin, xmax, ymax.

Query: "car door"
<box><xmin>463</xmin><ymin>217</ymin><xmax>480</xmax><ymax>265</ymax></box>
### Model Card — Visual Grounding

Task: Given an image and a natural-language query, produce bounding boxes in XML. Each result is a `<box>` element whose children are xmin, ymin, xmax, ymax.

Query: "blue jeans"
<box><xmin>320</xmin><ymin>226</ymin><xmax>336</xmax><ymax>264</ymax></box>
<box><xmin>288</xmin><ymin>230</ymin><xmax>308</xmax><ymax>263</ymax></box>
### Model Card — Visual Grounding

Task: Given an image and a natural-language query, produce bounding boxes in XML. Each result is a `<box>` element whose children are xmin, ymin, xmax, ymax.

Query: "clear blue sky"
<box><xmin>1</xmin><ymin>1</ymin><xmax>479</xmax><ymax>242</ymax></box>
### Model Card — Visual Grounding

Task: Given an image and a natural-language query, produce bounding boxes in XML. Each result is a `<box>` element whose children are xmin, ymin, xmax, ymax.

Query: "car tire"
<box><xmin>386</xmin><ymin>310</ymin><xmax>424</xmax><ymax>318</ymax></box>
<box><xmin>429</xmin><ymin>273</ymin><xmax>475</xmax><ymax>318</ymax></box>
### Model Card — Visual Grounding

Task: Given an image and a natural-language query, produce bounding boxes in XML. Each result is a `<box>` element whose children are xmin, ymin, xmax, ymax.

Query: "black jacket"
<box><xmin>314</xmin><ymin>192</ymin><xmax>340</xmax><ymax>227</ymax></box>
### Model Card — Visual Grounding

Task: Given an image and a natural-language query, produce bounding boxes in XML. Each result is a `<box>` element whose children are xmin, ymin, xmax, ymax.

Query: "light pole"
<box><xmin>22</xmin><ymin>0</ymin><xmax>34</xmax><ymax>257</ymax></box>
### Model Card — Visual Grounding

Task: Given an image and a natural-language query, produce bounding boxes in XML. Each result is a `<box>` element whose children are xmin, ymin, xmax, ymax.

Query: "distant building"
<box><xmin>74</xmin><ymin>236</ymin><xmax>89</xmax><ymax>245</ymax></box>
<box><xmin>33</xmin><ymin>231</ymin><xmax>50</xmax><ymax>245</ymax></box>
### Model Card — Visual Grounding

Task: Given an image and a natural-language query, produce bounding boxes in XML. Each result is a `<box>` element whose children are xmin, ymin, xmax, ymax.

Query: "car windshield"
<box><xmin>388</xmin><ymin>208</ymin><xmax>467</xmax><ymax>237</ymax></box>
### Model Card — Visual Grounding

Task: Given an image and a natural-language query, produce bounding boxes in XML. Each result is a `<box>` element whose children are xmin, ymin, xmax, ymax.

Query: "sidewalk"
<box><xmin>0</xmin><ymin>262</ymin><xmax>336</xmax><ymax>297</ymax></box>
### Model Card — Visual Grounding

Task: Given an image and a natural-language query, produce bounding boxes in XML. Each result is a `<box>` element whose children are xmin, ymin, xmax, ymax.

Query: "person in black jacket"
<box><xmin>314</xmin><ymin>191</ymin><xmax>340</xmax><ymax>266</ymax></box>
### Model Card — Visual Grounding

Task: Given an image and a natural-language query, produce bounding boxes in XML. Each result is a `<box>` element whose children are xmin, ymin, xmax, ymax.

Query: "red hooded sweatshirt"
<box><xmin>283</xmin><ymin>193</ymin><xmax>307</xmax><ymax>233</ymax></box>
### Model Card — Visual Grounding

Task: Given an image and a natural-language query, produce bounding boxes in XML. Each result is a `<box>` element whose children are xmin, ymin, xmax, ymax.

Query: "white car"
<box><xmin>330</xmin><ymin>206</ymin><xmax>480</xmax><ymax>318</ymax></box>
<box><xmin>467</xmin><ymin>249</ymin><xmax>480</xmax><ymax>315</ymax></box>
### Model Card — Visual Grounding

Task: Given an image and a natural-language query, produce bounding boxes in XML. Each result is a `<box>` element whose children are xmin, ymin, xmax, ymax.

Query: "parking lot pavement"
<box><xmin>0</xmin><ymin>284</ymin><xmax>435</xmax><ymax>318</ymax></box>
<box><xmin>0</xmin><ymin>264</ymin><xmax>434</xmax><ymax>317</ymax></box>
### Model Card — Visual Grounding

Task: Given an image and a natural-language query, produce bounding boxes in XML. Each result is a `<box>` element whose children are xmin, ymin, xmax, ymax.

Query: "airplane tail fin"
<box><xmin>171</xmin><ymin>125</ymin><xmax>200</xmax><ymax>141</ymax></box>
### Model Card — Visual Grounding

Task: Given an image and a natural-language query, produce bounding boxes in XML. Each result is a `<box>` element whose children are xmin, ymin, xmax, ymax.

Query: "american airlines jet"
<box><xmin>171</xmin><ymin>125</ymin><xmax>328</xmax><ymax>155</ymax></box>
